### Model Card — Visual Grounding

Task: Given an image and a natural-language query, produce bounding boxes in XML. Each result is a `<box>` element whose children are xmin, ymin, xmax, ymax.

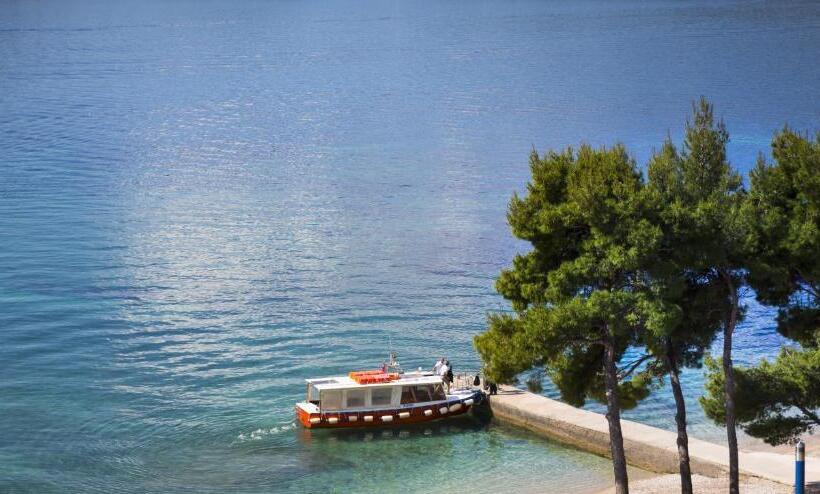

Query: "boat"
<box><xmin>295</xmin><ymin>353</ymin><xmax>483</xmax><ymax>429</ymax></box>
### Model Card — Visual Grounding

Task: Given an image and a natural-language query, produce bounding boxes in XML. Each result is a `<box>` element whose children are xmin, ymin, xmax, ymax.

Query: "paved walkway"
<box><xmin>488</xmin><ymin>385</ymin><xmax>820</xmax><ymax>488</ymax></box>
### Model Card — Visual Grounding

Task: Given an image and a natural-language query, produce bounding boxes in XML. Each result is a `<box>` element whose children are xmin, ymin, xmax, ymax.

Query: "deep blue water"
<box><xmin>1</xmin><ymin>1</ymin><xmax>818</xmax><ymax>493</ymax></box>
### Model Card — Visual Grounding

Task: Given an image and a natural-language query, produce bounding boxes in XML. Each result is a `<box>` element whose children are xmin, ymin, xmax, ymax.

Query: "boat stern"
<box><xmin>296</xmin><ymin>402</ymin><xmax>321</xmax><ymax>428</ymax></box>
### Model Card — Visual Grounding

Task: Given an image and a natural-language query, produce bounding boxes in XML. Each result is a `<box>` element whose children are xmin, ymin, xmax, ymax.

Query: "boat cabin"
<box><xmin>306</xmin><ymin>374</ymin><xmax>447</xmax><ymax>412</ymax></box>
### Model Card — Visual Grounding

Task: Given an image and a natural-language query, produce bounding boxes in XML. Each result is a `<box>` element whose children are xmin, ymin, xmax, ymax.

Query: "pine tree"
<box><xmin>475</xmin><ymin>144</ymin><xmax>667</xmax><ymax>494</ymax></box>
<box><xmin>476</xmin><ymin>99</ymin><xmax>749</xmax><ymax>493</ymax></box>
<box><xmin>702</xmin><ymin>128</ymin><xmax>819</xmax><ymax>445</ymax></box>
<box><xmin>644</xmin><ymin>98</ymin><xmax>746</xmax><ymax>493</ymax></box>
<box><xmin>644</xmin><ymin>136</ymin><xmax>732</xmax><ymax>494</ymax></box>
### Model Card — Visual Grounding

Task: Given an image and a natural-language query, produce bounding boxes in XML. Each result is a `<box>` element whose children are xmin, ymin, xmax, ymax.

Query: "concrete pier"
<box><xmin>488</xmin><ymin>385</ymin><xmax>820</xmax><ymax>487</ymax></box>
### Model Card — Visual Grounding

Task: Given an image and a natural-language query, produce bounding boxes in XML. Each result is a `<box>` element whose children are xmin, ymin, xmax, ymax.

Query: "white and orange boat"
<box><xmin>296</xmin><ymin>354</ymin><xmax>483</xmax><ymax>429</ymax></box>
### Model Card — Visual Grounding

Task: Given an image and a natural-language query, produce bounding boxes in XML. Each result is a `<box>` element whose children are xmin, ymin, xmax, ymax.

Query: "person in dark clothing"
<box><xmin>489</xmin><ymin>381</ymin><xmax>498</xmax><ymax>395</ymax></box>
<box><xmin>445</xmin><ymin>360</ymin><xmax>454</xmax><ymax>387</ymax></box>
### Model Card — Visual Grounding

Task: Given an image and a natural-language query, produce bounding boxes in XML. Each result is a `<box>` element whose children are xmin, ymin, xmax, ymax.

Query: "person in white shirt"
<box><xmin>439</xmin><ymin>361</ymin><xmax>450</xmax><ymax>392</ymax></box>
<box><xmin>432</xmin><ymin>358</ymin><xmax>445</xmax><ymax>375</ymax></box>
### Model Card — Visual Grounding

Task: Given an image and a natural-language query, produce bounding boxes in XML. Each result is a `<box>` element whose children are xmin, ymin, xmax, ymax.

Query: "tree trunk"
<box><xmin>721</xmin><ymin>270</ymin><xmax>740</xmax><ymax>494</ymax></box>
<box><xmin>665</xmin><ymin>337</ymin><xmax>692</xmax><ymax>494</ymax></box>
<box><xmin>604</xmin><ymin>330</ymin><xmax>629</xmax><ymax>494</ymax></box>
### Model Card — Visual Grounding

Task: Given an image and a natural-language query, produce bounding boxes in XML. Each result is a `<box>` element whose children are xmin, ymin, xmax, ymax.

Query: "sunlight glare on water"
<box><xmin>1</xmin><ymin>0</ymin><xmax>818</xmax><ymax>492</ymax></box>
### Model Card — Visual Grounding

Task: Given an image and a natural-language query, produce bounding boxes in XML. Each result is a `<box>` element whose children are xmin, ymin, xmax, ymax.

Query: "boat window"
<box><xmin>308</xmin><ymin>384</ymin><xmax>322</xmax><ymax>403</ymax></box>
<box><xmin>371</xmin><ymin>387</ymin><xmax>392</xmax><ymax>406</ymax></box>
<box><xmin>431</xmin><ymin>383</ymin><xmax>446</xmax><ymax>400</ymax></box>
<box><xmin>321</xmin><ymin>390</ymin><xmax>342</xmax><ymax>410</ymax></box>
<box><xmin>345</xmin><ymin>389</ymin><xmax>365</xmax><ymax>408</ymax></box>
<box><xmin>400</xmin><ymin>386</ymin><xmax>416</xmax><ymax>404</ymax></box>
<box><xmin>413</xmin><ymin>385</ymin><xmax>433</xmax><ymax>402</ymax></box>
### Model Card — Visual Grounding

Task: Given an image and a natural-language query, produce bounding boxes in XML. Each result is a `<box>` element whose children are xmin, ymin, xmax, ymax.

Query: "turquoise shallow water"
<box><xmin>1</xmin><ymin>0</ymin><xmax>819</xmax><ymax>492</ymax></box>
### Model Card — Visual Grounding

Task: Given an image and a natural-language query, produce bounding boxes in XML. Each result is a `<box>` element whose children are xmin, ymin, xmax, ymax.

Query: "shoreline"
<box><xmin>588</xmin><ymin>434</ymin><xmax>820</xmax><ymax>494</ymax></box>
<box><xmin>487</xmin><ymin>385</ymin><xmax>820</xmax><ymax>487</ymax></box>
<box><xmin>743</xmin><ymin>432</ymin><xmax>820</xmax><ymax>458</ymax></box>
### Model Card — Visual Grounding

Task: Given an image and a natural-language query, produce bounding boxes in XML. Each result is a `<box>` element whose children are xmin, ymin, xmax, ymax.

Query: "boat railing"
<box><xmin>449</xmin><ymin>371</ymin><xmax>484</xmax><ymax>392</ymax></box>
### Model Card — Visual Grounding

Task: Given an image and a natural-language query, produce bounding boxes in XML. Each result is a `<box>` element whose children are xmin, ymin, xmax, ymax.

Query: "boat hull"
<box><xmin>296</xmin><ymin>392</ymin><xmax>482</xmax><ymax>429</ymax></box>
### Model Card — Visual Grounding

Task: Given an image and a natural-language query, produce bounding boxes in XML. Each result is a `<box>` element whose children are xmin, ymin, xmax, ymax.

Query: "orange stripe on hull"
<box><xmin>296</xmin><ymin>403</ymin><xmax>471</xmax><ymax>429</ymax></box>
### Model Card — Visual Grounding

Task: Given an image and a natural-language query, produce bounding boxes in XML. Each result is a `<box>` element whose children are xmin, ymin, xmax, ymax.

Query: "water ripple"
<box><xmin>2</xmin><ymin>0</ymin><xmax>819</xmax><ymax>492</ymax></box>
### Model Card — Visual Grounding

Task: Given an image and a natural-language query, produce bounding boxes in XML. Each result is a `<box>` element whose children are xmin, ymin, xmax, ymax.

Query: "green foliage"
<box><xmin>642</xmin><ymin>98</ymin><xmax>743</xmax><ymax>374</ymax></box>
<box><xmin>700</xmin><ymin>357</ymin><xmax>728</xmax><ymax>425</ymax></box>
<box><xmin>474</xmin><ymin>313</ymin><xmax>540</xmax><ymax>383</ymax></box>
<box><xmin>653</xmin><ymin>98</ymin><xmax>744</xmax><ymax>271</ymax></box>
<box><xmin>638</xmin><ymin>272</ymin><xmax>725</xmax><ymax>369</ymax></box>
<box><xmin>702</xmin><ymin>127</ymin><xmax>820</xmax><ymax>445</ymax></box>
<box><xmin>776</xmin><ymin>306</ymin><xmax>820</xmax><ymax>348</ymax></box>
<box><xmin>744</xmin><ymin>128</ymin><xmax>820</xmax><ymax>342</ymax></box>
<box><xmin>477</xmin><ymin>96</ymin><xmax>820</xmax><ymax>455</ymax></box>
<box><xmin>701</xmin><ymin>348</ymin><xmax>820</xmax><ymax>445</ymax></box>
<box><xmin>475</xmin><ymin>143</ymin><xmax>664</xmax><ymax>407</ymax></box>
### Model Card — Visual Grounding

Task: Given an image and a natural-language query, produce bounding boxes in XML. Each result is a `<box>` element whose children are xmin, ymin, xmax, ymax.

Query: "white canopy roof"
<box><xmin>307</xmin><ymin>372</ymin><xmax>443</xmax><ymax>391</ymax></box>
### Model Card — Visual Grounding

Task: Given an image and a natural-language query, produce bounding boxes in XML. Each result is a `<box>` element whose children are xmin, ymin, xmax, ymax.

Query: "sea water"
<box><xmin>1</xmin><ymin>0</ymin><xmax>818</xmax><ymax>492</ymax></box>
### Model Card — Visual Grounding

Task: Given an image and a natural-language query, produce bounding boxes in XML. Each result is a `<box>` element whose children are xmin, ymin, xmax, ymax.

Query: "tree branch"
<box><xmin>564</xmin><ymin>336</ymin><xmax>606</xmax><ymax>346</ymax></box>
<box><xmin>618</xmin><ymin>354</ymin><xmax>652</xmax><ymax>380</ymax></box>
<box><xmin>793</xmin><ymin>270</ymin><xmax>819</xmax><ymax>300</ymax></box>
<box><xmin>796</xmin><ymin>405</ymin><xmax>820</xmax><ymax>426</ymax></box>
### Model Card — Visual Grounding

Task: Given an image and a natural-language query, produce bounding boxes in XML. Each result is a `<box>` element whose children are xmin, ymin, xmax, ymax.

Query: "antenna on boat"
<box><xmin>386</xmin><ymin>332</ymin><xmax>402</xmax><ymax>374</ymax></box>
